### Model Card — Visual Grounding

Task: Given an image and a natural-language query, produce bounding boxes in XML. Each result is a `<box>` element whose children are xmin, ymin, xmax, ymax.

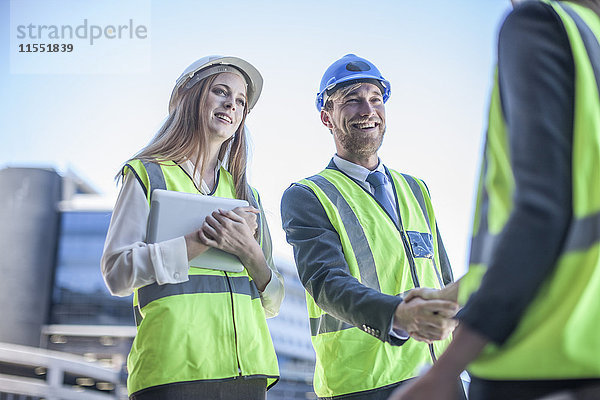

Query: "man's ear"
<box><xmin>321</xmin><ymin>110</ymin><xmax>334</xmax><ymax>129</ymax></box>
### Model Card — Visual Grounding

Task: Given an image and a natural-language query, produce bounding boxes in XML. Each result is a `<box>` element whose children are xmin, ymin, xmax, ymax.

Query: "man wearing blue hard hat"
<box><xmin>281</xmin><ymin>54</ymin><xmax>464</xmax><ymax>399</ymax></box>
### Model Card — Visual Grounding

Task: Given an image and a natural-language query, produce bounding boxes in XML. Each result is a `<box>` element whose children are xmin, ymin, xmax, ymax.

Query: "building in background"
<box><xmin>0</xmin><ymin>166</ymin><xmax>315</xmax><ymax>399</ymax></box>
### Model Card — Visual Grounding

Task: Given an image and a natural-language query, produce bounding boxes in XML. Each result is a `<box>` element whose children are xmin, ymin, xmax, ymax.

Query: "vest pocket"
<box><xmin>406</xmin><ymin>231</ymin><xmax>434</xmax><ymax>259</ymax></box>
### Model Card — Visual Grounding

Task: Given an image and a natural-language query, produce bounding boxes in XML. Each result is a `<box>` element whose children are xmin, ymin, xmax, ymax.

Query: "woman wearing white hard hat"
<box><xmin>101</xmin><ymin>56</ymin><xmax>282</xmax><ymax>399</ymax></box>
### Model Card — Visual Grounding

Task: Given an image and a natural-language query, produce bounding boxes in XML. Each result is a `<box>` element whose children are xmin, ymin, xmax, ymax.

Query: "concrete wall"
<box><xmin>0</xmin><ymin>168</ymin><xmax>61</xmax><ymax>346</ymax></box>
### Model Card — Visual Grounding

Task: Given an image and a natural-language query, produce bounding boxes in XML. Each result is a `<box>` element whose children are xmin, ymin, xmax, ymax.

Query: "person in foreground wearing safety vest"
<box><xmin>280</xmin><ymin>54</ymin><xmax>463</xmax><ymax>400</ymax></box>
<box><xmin>100</xmin><ymin>55</ymin><xmax>283</xmax><ymax>399</ymax></box>
<box><xmin>390</xmin><ymin>1</ymin><xmax>600</xmax><ymax>399</ymax></box>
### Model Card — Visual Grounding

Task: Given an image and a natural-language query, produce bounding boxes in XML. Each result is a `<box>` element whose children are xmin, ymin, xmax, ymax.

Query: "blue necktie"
<box><xmin>366</xmin><ymin>171</ymin><xmax>398</xmax><ymax>225</ymax></box>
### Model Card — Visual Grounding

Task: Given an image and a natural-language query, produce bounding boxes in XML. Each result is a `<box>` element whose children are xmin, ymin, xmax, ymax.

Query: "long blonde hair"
<box><xmin>122</xmin><ymin>73</ymin><xmax>252</xmax><ymax>202</ymax></box>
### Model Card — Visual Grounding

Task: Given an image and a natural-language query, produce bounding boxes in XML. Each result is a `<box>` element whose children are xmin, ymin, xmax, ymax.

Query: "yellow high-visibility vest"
<box><xmin>298</xmin><ymin>167</ymin><xmax>450</xmax><ymax>398</ymax></box>
<box><xmin>460</xmin><ymin>0</ymin><xmax>600</xmax><ymax>380</ymax></box>
<box><xmin>124</xmin><ymin>159</ymin><xmax>279</xmax><ymax>395</ymax></box>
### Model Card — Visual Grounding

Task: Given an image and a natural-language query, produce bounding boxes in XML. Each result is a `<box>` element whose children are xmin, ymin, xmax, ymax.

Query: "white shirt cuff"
<box><xmin>390</xmin><ymin>315</ymin><xmax>410</xmax><ymax>340</ymax></box>
<box><xmin>259</xmin><ymin>269</ymin><xmax>284</xmax><ymax>318</ymax></box>
<box><xmin>154</xmin><ymin>236</ymin><xmax>190</xmax><ymax>284</ymax></box>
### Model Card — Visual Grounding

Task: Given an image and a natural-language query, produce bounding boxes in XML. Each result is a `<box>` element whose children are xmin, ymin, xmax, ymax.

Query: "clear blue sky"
<box><xmin>0</xmin><ymin>0</ymin><xmax>511</xmax><ymax>277</ymax></box>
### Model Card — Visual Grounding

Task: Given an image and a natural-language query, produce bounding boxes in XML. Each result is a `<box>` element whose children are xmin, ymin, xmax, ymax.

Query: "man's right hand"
<box><xmin>393</xmin><ymin>297</ymin><xmax>459</xmax><ymax>344</ymax></box>
<box><xmin>404</xmin><ymin>281</ymin><xmax>460</xmax><ymax>304</ymax></box>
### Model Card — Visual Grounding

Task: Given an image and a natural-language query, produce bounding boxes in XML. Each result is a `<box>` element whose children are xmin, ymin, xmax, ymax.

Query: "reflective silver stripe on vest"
<box><xmin>142</xmin><ymin>161</ymin><xmax>167</xmax><ymax>195</ymax></box>
<box><xmin>134</xmin><ymin>305</ymin><xmax>143</xmax><ymax>327</ymax></box>
<box><xmin>401</xmin><ymin>174</ymin><xmax>430</xmax><ymax>232</ymax></box>
<box><xmin>137</xmin><ymin>275</ymin><xmax>260</xmax><ymax>309</ymax></box>
<box><xmin>310</xmin><ymin>314</ymin><xmax>353</xmax><ymax>336</ymax></box>
<box><xmin>307</xmin><ymin>175</ymin><xmax>381</xmax><ymax>292</ymax></box>
<box><xmin>563</xmin><ymin>211</ymin><xmax>600</xmax><ymax>252</ymax></box>
<box><xmin>401</xmin><ymin>174</ymin><xmax>444</xmax><ymax>287</ymax></box>
<box><xmin>134</xmin><ymin>160</ymin><xmax>169</xmax><ymax>319</ymax></box>
<box><xmin>469</xmin><ymin>148</ymin><xmax>492</xmax><ymax>265</ymax></box>
<box><xmin>469</xmin><ymin>231</ymin><xmax>497</xmax><ymax>265</ymax></box>
<box><xmin>471</xmin><ymin>212</ymin><xmax>600</xmax><ymax>262</ymax></box>
<box><xmin>305</xmin><ymin>174</ymin><xmax>381</xmax><ymax>337</ymax></box>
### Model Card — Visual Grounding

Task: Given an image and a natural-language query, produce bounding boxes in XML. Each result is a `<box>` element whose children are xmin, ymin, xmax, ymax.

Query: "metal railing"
<box><xmin>0</xmin><ymin>342</ymin><xmax>120</xmax><ymax>400</ymax></box>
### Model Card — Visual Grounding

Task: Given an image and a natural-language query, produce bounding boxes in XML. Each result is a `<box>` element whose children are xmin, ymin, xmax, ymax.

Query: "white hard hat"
<box><xmin>169</xmin><ymin>55</ymin><xmax>263</xmax><ymax>112</ymax></box>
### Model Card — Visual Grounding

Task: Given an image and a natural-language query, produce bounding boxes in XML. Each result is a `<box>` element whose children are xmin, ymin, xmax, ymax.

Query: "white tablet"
<box><xmin>146</xmin><ymin>189</ymin><xmax>249</xmax><ymax>273</ymax></box>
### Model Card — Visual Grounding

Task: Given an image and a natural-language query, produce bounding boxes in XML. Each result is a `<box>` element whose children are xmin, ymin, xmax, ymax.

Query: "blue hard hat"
<box><xmin>315</xmin><ymin>54</ymin><xmax>391</xmax><ymax>111</ymax></box>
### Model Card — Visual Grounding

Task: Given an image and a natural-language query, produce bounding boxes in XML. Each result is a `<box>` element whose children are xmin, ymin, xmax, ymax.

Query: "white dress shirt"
<box><xmin>332</xmin><ymin>154</ymin><xmax>399</xmax><ymax>223</ymax></box>
<box><xmin>101</xmin><ymin>160</ymin><xmax>284</xmax><ymax>318</ymax></box>
<box><xmin>332</xmin><ymin>155</ymin><xmax>408</xmax><ymax>339</ymax></box>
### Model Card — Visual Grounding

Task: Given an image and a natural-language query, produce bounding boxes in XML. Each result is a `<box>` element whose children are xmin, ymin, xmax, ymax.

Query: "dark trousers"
<box><xmin>468</xmin><ymin>377</ymin><xmax>600</xmax><ymax>400</ymax></box>
<box><xmin>318</xmin><ymin>378</ymin><xmax>466</xmax><ymax>400</ymax></box>
<box><xmin>130</xmin><ymin>378</ymin><xmax>267</xmax><ymax>400</ymax></box>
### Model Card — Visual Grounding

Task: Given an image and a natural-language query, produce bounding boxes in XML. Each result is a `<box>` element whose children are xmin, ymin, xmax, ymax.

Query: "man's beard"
<box><xmin>332</xmin><ymin>121</ymin><xmax>385</xmax><ymax>157</ymax></box>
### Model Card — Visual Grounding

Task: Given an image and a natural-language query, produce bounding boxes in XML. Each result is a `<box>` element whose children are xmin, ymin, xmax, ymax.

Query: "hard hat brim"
<box><xmin>169</xmin><ymin>56</ymin><xmax>263</xmax><ymax>112</ymax></box>
<box><xmin>316</xmin><ymin>74</ymin><xmax>391</xmax><ymax>110</ymax></box>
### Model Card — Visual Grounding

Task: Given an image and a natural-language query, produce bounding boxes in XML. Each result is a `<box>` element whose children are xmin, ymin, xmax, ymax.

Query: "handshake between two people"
<box><xmin>393</xmin><ymin>282</ymin><xmax>460</xmax><ymax>344</ymax></box>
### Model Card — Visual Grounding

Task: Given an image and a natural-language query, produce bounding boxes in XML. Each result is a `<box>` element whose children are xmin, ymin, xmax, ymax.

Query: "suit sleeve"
<box><xmin>458</xmin><ymin>2</ymin><xmax>575</xmax><ymax>344</ymax></box>
<box><xmin>281</xmin><ymin>183</ymin><xmax>406</xmax><ymax>345</ymax></box>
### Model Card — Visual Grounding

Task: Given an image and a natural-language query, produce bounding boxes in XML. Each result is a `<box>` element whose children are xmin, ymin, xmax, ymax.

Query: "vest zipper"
<box><xmin>396</xmin><ymin>207</ymin><xmax>442</xmax><ymax>364</ymax></box>
<box><xmin>399</xmin><ymin>230</ymin><xmax>420</xmax><ymax>289</ymax></box>
<box><xmin>429</xmin><ymin>343</ymin><xmax>438</xmax><ymax>363</ymax></box>
<box><xmin>364</xmin><ymin>185</ymin><xmax>438</xmax><ymax>363</ymax></box>
<box><xmin>224</xmin><ymin>272</ymin><xmax>243</xmax><ymax>376</ymax></box>
<box><xmin>431</xmin><ymin>259</ymin><xmax>444</xmax><ymax>288</ymax></box>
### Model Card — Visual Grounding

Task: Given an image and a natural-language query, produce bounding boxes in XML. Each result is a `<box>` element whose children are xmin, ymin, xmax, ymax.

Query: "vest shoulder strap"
<box><xmin>141</xmin><ymin>161</ymin><xmax>167</xmax><ymax>199</ymax></box>
<box><xmin>556</xmin><ymin>2</ymin><xmax>600</xmax><ymax>96</ymax></box>
<box><xmin>398</xmin><ymin>172</ymin><xmax>432</xmax><ymax>231</ymax></box>
<box><xmin>122</xmin><ymin>159</ymin><xmax>167</xmax><ymax>201</ymax></box>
